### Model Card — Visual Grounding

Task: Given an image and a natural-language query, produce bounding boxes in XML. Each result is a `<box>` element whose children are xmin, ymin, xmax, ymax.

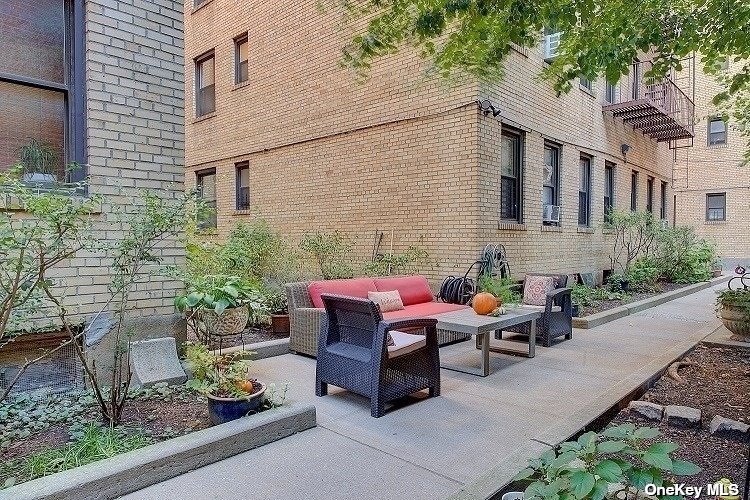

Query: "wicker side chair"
<box><xmin>496</xmin><ymin>273</ymin><xmax>573</xmax><ymax>347</ymax></box>
<box><xmin>316</xmin><ymin>294</ymin><xmax>440</xmax><ymax>418</ymax></box>
<box><xmin>286</xmin><ymin>281</ymin><xmax>322</xmax><ymax>357</ymax></box>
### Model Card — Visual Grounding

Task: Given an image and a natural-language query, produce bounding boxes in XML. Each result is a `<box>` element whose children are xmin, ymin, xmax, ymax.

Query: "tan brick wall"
<box><xmin>185</xmin><ymin>1</ymin><xmax>676</xmax><ymax>284</ymax></box>
<box><xmin>46</xmin><ymin>0</ymin><xmax>185</xmax><ymax>332</ymax></box>
<box><xmin>673</xmin><ymin>58</ymin><xmax>750</xmax><ymax>260</ymax></box>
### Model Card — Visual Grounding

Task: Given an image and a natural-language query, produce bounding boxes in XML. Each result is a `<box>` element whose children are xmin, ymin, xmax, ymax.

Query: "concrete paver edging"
<box><xmin>573</xmin><ymin>276</ymin><xmax>728</xmax><ymax>329</ymax></box>
<box><xmin>210</xmin><ymin>337</ymin><xmax>290</xmax><ymax>359</ymax></box>
<box><xmin>0</xmin><ymin>403</ymin><xmax>316</xmax><ymax>500</ymax></box>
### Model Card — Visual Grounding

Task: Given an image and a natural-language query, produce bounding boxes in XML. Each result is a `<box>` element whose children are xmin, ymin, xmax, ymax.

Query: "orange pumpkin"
<box><xmin>236</xmin><ymin>380</ymin><xmax>254</xmax><ymax>394</ymax></box>
<box><xmin>472</xmin><ymin>292</ymin><xmax>498</xmax><ymax>315</ymax></box>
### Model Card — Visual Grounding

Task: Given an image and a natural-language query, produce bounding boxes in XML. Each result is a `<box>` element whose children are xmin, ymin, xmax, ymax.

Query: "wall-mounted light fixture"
<box><xmin>621</xmin><ymin>143</ymin><xmax>631</xmax><ymax>156</ymax></box>
<box><xmin>477</xmin><ymin>99</ymin><xmax>501</xmax><ymax>117</ymax></box>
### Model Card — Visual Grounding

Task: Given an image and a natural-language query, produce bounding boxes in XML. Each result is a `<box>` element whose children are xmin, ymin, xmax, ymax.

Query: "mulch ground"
<box><xmin>609</xmin><ymin>343</ymin><xmax>749</xmax><ymax>495</ymax></box>
<box><xmin>580</xmin><ymin>282</ymin><xmax>688</xmax><ymax>316</ymax></box>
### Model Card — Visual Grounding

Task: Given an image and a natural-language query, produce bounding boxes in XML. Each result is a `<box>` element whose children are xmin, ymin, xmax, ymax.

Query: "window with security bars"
<box><xmin>630</xmin><ymin>170</ymin><xmax>638</xmax><ymax>211</ymax></box>
<box><xmin>235</xmin><ymin>34</ymin><xmax>248</xmax><ymax>84</ymax></box>
<box><xmin>196</xmin><ymin>51</ymin><xmax>215</xmax><ymax>116</ymax></box>
<box><xmin>706</xmin><ymin>193</ymin><xmax>726</xmax><ymax>221</ymax></box>
<box><xmin>542</xmin><ymin>142</ymin><xmax>560</xmax><ymax>225</ymax></box>
<box><xmin>500</xmin><ymin>129</ymin><xmax>523</xmax><ymax>222</ymax></box>
<box><xmin>604</xmin><ymin>162</ymin><xmax>615</xmax><ymax>223</ymax></box>
<box><xmin>196</xmin><ymin>169</ymin><xmax>217</xmax><ymax>229</ymax></box>
<box><xmin>236</xmin><ymin>161</ymin><xmax>250</xmax><ymax>209</ymax></box>
<box><xmin>578</xmin><ymin>156</ymin><xmax>592</xmax><ymax>226</ymax></box>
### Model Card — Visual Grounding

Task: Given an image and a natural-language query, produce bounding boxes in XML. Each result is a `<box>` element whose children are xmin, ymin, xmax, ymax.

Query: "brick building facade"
<box><xmin>184</xmin><ymin>0</ymin><xmax>682</xmax><ymax>284</ymax></box>
<box><xmin>1</xmin><ymin>0</ymin><xmax>185</xmax><ymax>342</ymax></box>
<box><xmin>673</xmin><ymin>59</ymin><xmax>750</xmax><ymax>264</ymax></box>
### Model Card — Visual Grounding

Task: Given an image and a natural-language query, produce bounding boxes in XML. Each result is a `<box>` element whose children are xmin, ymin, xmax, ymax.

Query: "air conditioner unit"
<box><xmin>660</xmin><ymin>219</ymin><xmax>669</xmax><ymax>229</ymax></box>
<box><xmin>543</xmin><ymin>32</ymin><xmax>562</xmax><ymax>62</ymax></box>
<box><xmin>543</xmin><ymin>204</ymin><xmax>561</xmax><ymax>223</ymax></box>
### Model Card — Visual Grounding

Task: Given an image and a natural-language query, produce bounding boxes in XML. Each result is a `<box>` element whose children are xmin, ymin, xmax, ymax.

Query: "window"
<box><xmin>580</xmin><ymin>76</ymin><xmax>593</xmax><ymax>92</ymax></box>
<box><xmin>500</xmin><ymin>129</ymin><xmax>523</xmax><ymax>222</ymax></box>
<box><xmin>604</xmin><ymin>162</ymin><xmax>615</xmax><ymax>223</ymax></box>
<box><xmin>196</xmin><ymin>169</ymin><xmax>217</xmax><ymax>229</ymax></box>
<box><xmin>0</xmin><ymin>0</ymin><xmax>85</xmax><ymax>183</ymax></box>
<box><xmin>542</xmin><ymin>142</ymin><xmax>560</xmax><ymax>224</ymax></box>
<box><xmin>706</xmin><ymin>193</ymin><xmax>726</xmax><ymax>221</ymax></box>
<box><xmin>578</xmin><ymin>156</ymin><xmax>592</xmax><ymax>226</ymax></box>
<box><xmin>646</xmin><ymin>176</ymin><xmax>654</xmax><ymax>213</ymax></box>
<box><xmin>235</xmin><ymin>34</ymin><xmax>248</xmax><ymax>84</ymax></box>
<box><xmin>630</xmin><ymin>170</ymin><xmax>638</xmax><ymax>211</ymax></box>
<box><xmin>708</xmin><ymin>117</ymin><xmax>727</xmax><ymax>145</ymax></box>
<box><xmin>195</xmin><ymin>51</ymin><xmax>215</xmax><ymax>117</ymax></box>
<box><xmin>605</xmin><ymin>82</ymin><xmax>617</xmax><ymax>104</ymax></box>
<box><xmin>236</xmin><ymin>161</ymin><xmax>250</xmax><ymax>209</ymax></box>
<box><xmin>660</xmin><ymin>181</ymin><xmax>668</xmax><ymax>220</ymax></box>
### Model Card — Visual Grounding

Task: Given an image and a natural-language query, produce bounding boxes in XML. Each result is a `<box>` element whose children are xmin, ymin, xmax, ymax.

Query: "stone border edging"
<box><xmin>573</xmin><ymin>275</ymin><xmax>729</xmax><ymax>329</ymax></box>
<box><xmin>210</xmin><ymin>337</ymin><xmax>290</xmax><ymax>359</ymax></box>
<box><xmin>1</xmin><ymin>402</ymin><xmax>316</xmax><ymax>500</ymax></box>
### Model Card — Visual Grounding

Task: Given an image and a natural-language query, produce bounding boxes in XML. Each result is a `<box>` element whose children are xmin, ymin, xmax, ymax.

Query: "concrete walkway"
<box><xmin>123</xmin><ymin>284</ymin><xmax>724</xmax><ymax>500</ymax></box>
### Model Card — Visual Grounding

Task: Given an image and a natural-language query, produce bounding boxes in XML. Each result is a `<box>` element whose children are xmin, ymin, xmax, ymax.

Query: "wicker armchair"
<box><xmin>495</xmin><ymin>273</ymin><xmax>572</xmax><ymax>347</ymax></box>
<box><xmin>286</xmin><ymin>281</ymin><xmax>469</xmax><ymax>357</ymax></box>
<box><xmin>316</xmin><ymin>294</ymin><xmax>440</xmax><ymax>418</ymax></box>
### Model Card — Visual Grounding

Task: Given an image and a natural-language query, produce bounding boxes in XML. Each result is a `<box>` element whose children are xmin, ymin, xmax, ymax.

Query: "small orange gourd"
<box><xmin>472</xmin><ymin>292</ymin><xmax>498</xmax><ymax>315</ymax></box>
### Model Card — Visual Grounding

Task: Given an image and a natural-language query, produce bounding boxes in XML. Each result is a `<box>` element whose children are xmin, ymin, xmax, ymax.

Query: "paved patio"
<box><xmin>123</xmin><ymin>283</ymin><xmax>724</xmax><ymax>500</ymax></box>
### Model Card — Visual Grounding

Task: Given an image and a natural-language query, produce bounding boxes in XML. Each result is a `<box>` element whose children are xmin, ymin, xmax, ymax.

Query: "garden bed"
<box><xmin>0</xmin><ymin>385</ymin><xmax>210</xmax><ymax>488</ymax></box>
<box><xmin>577</xmin><ymin>281</ymin><xmax>688</xmax><ymax>317</ymax></box>
<box><xmin>610</xmin><ymin>343</ymin><xmax>749</xmax><ymax>494</ymax></box>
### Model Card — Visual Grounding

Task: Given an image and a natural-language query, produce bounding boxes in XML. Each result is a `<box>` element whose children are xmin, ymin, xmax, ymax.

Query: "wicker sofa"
<box><xmin>286</xmin><ymin>276</ymin><xmax>471</xmax><ymax>357</ymax></box>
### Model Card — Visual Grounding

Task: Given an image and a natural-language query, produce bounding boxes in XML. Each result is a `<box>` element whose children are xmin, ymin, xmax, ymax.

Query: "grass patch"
<box><xmin>2</xmin><ymin>424</ymin><xmax>152</xmax><ymax>488</ymax></box>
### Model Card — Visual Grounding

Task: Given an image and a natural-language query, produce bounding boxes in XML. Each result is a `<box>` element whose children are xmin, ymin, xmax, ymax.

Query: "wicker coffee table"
<box><xmin>433</xmin><ymin>308</ymin><xmax>541</xmax><ymax>377</ymax></box>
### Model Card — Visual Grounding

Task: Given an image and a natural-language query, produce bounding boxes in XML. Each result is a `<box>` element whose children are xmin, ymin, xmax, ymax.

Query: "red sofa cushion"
<box><xmin>382</xmin><ymin>301</ymin><xmax>469</xmax><ymax>320</ymax></box>
<box><xmin>307</xmin><ymin>278</ymin><xmax>377</xmax><ymax>308</ymax></box>
<box><xmin>373</xmin><ymin>276</ymin><xmax>434</xmax><ymax>306</ymax></box>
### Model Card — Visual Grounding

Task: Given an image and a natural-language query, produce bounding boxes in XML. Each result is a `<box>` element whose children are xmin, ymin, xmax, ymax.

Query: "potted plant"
<box><xmin>17</xmin><ymin>139</ymin><xmax>59</xmax><ymax>186</ymax></box>
<box><xmin>570</xmin><ymin>284</ymin><xmax>592</xmax><ymax>317</ymax></box>
<box><xmin>716</xmin><ymin>289</ymin><xmax>750</xmax><ymax>339</ymax></box>
<box><xmin>184</xmin><ymin>342</ymin><xmax>266</xmax><ymax>424</ymax></box>
<box><xmin>175</xmin><ymin>274</ymin><xmax>266</xmax><ymax>342</ymax></box>
<box><xmin>711</xmin><ymin>259</ymin><xmax>723</xmax><ymax>278</ymax></box>
<box><xmin>264</xmin><ymin>287</ymin><xmax>289</xmax><ymax>336</ymax></box>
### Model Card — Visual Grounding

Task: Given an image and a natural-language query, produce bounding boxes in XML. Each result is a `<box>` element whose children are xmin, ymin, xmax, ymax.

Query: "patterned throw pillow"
<box><xmin>523</xmin><ymin>275</ymin><xmax>555</xmax><ymax>306</ymax></box>
<box><xmin>368</xmin><ymin>290</ymin><xmax>405</xmax><ymax>313</ymax></box>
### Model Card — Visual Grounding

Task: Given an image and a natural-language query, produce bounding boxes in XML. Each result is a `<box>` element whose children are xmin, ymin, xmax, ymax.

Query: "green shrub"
<box><xmin>656</xmin><ymin>227</ymin><xmax>716</xmax><ymax>283</ymax></box>
<box><xmin>717</xmin><ymin>289</ymin><xmax>750</xmax><ymax>325</ymax></box>
<box><xmin>299</xmin><ymin>231</ymin><xmax>355</xmax><ymax>279</ymax></box>
<box><xmin>624</xmin><ymin>257</ymin><xmax>661</xmax><ymax>292</ymax></box>
<box><xmin>363</xmin><ymin>246</ymin><xmax>430</xmax><ymax>276</ymax></box>
<box><xmin>515</xmin><ymin>424</ymin><xmax>700</xmax><ymax>500</ymax></box>
<box><xmin>478</xmin><ymin>275</ymin><xmax>522</xmax><ymax>305</ymax></box>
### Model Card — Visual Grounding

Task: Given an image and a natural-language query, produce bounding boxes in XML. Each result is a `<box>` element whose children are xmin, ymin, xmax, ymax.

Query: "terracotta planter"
<box><xmin>712</xmin><ymin>269</ymin><xmax>723</xmax><ymax>278</ymax></box>
<box><xmin>718</xmin><ymin>303</ymin><xmax>750</xmax><ymax>339</ymax></box>
<box><xmin>200</xmin><ymin>305</ymin><xmax>249</xmax><ymax>336</ymax></box>
<box><xmin>271</xmin><ymin>314</ymin><xmax>290</xmax><ymax>336</ymax></box>
<box><xmin>207</xmin><ymin>382</ymin><xmax>267</xmax><ymax>425</ymax></box>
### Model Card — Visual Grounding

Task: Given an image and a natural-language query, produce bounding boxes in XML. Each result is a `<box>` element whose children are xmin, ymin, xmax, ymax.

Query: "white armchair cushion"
<box><xmin>387</xmin><ymin>330</ymin><xmax>426</xmax><ymax>358</ymax></box>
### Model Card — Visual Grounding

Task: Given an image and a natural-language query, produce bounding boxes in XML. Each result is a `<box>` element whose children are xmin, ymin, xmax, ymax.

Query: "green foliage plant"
<box><xmin>605</xmin><ymin>210</ymin><xmax>659</xmax><ymax>274</ymax></box>
<box><xmin>183</xmin><ymin>342</ymin><xmax>258</xmax><ymax>399</ymax></box>
<box><xmin>624</xmin><ymin>257</ymin><xmax>661</xmax><ymax>292</ymax></box>
<box><xmin>655</xmin><ymin>227</ymin><xmax>716</xmax><ymax>284</ymax></box>
<box><xmin>514</xmin><ymin>424</ymin><xmax>700</xmax><ymax>500</ymax></box>
<box><xmin>174</xmin><ymin>274</ymin><xmax>265</xmax><ymax>316</ymax></box>
<box><xmin>363</xmin><ymin>246</ymin><xmax>430</xmax><ymax>276</ymax></box>
<box><xmin>478</xmin><ymin>275</ymin><xmax>522</xmax><ymax>305</ymax></box>
<box><xmin>263</xmin><ymin>287</ymin><xmax>288</xmax><ymax>315</ymax></box>
<box><xmin>299</xmin><ymin>231</ymin><xmax>355</xmax><ymax>279</ymax></box>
